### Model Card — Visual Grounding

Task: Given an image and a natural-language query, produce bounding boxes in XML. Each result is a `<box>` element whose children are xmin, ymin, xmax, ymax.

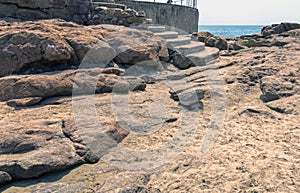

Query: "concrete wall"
<box><xmin>116</xmin><ymin>0</ymin><xmax>199</xmax><ymax>33</ymax></box>
<box><xmin>0</xmin><ymin>0</ymin><xmax>90</xmax><ymax>24</ymax></box>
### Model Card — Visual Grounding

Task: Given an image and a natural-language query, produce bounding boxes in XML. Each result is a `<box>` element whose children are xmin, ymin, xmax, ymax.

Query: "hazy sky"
<box><xmin>198</xmin><ymin>0</ymin><xmax>300</xmax><ymax>25</ymax></box>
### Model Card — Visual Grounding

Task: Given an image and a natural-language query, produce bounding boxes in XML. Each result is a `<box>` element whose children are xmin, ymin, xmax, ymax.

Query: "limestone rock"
<box><xmin>0</xmin><ymin>171</ymin><xmax>12</xmax><ymax>185</ymax></box>
<box><xmin>0</xmin><ymin>31</ymin><xmax>74</xmax><ymax>76</ymax></box>
<box><xmin>205</xmin><ymin>35</ymin><xmax>228</xmax><ymax>50</ymax></box>
<box><xmin>158</xmin><ymin>44</ymin><xmax>170</xmax><ymax>62</ymax></box>
<box><xmin>228</xmin><ymin>42</ymin><xmax>245</xmax><ymax>50</ymax></box>
<box><xmin>262</xmin><ymin>22</ymin><xmax>300</xmax><ymax>36</ymax></box>
<box><xmin>0</xmin><ymin>119</ymin><xmax>84</xmax><ymax>180</ymax></box>
<box><xmin>170</xmin><ymin>88</ymin><xmax>205</xmax><ymax>108</ymax></box>
<box><xmin>0</xmin><ymin>108</ymin><xmax>130</xmax><ymax>183</ymax></box>
<box><xmin>0</xmin><ymin>19</ymin><xmax>168</xmax><ymax>77</ymax></box>
<box><xmin>102</xmin><ymin>27</ymin><xmax>168</xmax><ymax>66</ymax></box>
<box><xmin>196</xmin><ymin>31</ymin><xmax>213</xmax><ymax>42</ymax></box>
<box><xmin>195</xmin><ymin>31</ymin><xmax>228</xmax><ymax>50</ymax></box>
<box><xmin>266</xmin><ymin>95</ymin><xmax>299</xmax><ymax>114</ymax></box>
<box><xmin>0</xmin><ymin>0</ymin><xmax>89</xmax><ymax>24</ymax></box>
<box><xmin>0</xmin><ymin>69</ymin><xmax>117</xmax><ymax>102</ymax></box>
<box><xmin>173</xmin><ymin>53</ymin><xmax>192</xmax><ymax>69</ymax></box>
<box><xmin>6</xmin><ymin>97</ymin><xmax>42</xmax><ymax>107</ymax></box>
<box><xmin>0</xmin><ymin>67</ymin><xmax>148</xmax><ymax>102</ymax></box>
<box><xmin>112</xmin><ymin>77</ymin><xmax>147</xmax><ymax>93</ymax></box>
<box><xmin>1</xmin><ymin>20</ymin><xmax>300</xmax><ymax>193</ymax></box>
<box><xmin>0</xmin><ymin>19</ymin><xmax>107</xmax><ymax>76</ymax></box>
<box><xmin>260</xmin><ymin>76</ymin><xmax>297</xmax><ymax>102</ymax></box>
<box><xmin>114</xmin><ymin>44</ymin><xmax>160</xmax><ymax>65</ymax></box>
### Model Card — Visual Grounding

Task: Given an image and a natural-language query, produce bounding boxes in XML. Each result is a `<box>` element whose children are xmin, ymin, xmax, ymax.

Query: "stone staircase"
<box><xmin>89</xmin><ymin>0</ymin><xmax>219</xmax><ymax>66</ymax></box>
<box><xmin>148</xmin><ymin>25</ymin><xmax>220</xmax><ymax>66</ymax></box>
<box><xmin>144</xmin><ymin>25</ymin><xmax>222</xmax><ymax>110</ymax></box>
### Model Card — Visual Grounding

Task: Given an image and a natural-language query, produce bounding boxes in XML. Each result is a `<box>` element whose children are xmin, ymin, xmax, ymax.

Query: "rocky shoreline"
<box><xmin>0</xmin><ymin>20</ymin><xmax>299</xmax><ymax>192</ymax></box>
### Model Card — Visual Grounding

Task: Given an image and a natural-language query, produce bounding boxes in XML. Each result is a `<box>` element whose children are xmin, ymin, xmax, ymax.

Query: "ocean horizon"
<box><xmin>198</xmin><ymin>25</ymin><xmax>264</xmax><ymax>38</ymax></box>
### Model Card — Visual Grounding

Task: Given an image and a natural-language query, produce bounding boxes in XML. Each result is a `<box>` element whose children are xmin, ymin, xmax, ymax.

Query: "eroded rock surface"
<box><xmin>193</xmin><ymin>31</ymin><xmax>228</xmax><ymax>50</ymax></box>
<box><xmin>262</xmin><ymin>22</ymin><xmax>300</xmax><ymax>36</ymax></box>
<box><xmin>0</xmin><ymin>19</ymin><xmax>167</xmax><ymax>77</ymax></box>
<box><xmin>0</xmin><ymin>21</ymin><xmax>299</xmax><ymax>193</ymax></box>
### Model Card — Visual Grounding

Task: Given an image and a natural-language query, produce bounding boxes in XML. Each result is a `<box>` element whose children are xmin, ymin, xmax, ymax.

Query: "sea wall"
<box><xmin>0</xmin><ymin>0</ymin><xmax>199</xmax><ymax>32</ymax></box>
<box><xmin>0</xmin><ymin>0</ymin><xmax>90</xmax><ymax>24</ymax></box>
<box><xmin>116</xmin><ymin>0</ymin><xmax>199</xmax><ymax>33</ymax></box>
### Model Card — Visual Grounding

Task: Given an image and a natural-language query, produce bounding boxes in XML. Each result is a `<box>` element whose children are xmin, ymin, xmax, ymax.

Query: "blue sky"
<box><xmin>138</xmin><ymin>0</ymin><xmax>300</xmax><ymax>25</ymax></box>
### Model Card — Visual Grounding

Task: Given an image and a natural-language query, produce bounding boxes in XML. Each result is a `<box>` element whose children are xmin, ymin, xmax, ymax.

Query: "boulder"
<box><xmin>195</xmin><ymin>31</ymin><xmax>228</xmax><ymax>50</ymax></box>
<box><xmin>228</xmin><ymin>42</ymin><xmax>245</xmax><ymax>50</ymax></box>
<box><xmin>102</xmin><ymin>26</ymin><xmax>168</xmax><ymax>66</ymax></box>
<box><xmin>196</xmin><ymin>31</ymin><xmax>213</xmax><ymax>42</ymax></box>
<box><xmin>170</xmin><ymin>88</ymin><xmax>205</xmax><ymax>109</ymax></box>
<box><xmin>0</xmin><ymin>19</ymin><xmax>169</xmax><ymax>77</ymax></box>
<box><xmin>0</xmin><ymin>19</ymin><xmax>108</xmax><ymax>76</ymax></box>
<box><xmin>262</xmin><ymin>22</ymin><xmax>300</xmax><ymax>36</ymax></box>
<box><xmin>114</xmin><ymin>44</ymin><xmax>160</xmax><ymax>65</ymax></box>
<box><xmin>158</xmin><ymin>45</ymin><xmax>170</xmax><ymax>62</ymax></box>
<box><xmin>0</xmin><ymin>31</ymin><xmax>74</xmax><ymax>76</ymax></box>
<box><xmin>240</xmin><ymin>39</ymin><xmax>264</xmax><ymax>47</ymax></box>
<box><xmin>172</xmin><ymin>53</ymin><xmax>192</xmax><ymax>69</ymax></box>
<box><xmin>205</xmin><ymin>36</ymin><xmax>228</xmax><ymax>50</ymax></box>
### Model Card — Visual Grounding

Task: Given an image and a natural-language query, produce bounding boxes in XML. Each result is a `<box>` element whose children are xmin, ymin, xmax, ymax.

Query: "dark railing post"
<box><xmin>132</xmin><ymin>0</ymin><xmax>196</xmax><ymax>8</ymax></box>
<box><xmin>193</xmin><ymin>0</ymin><xmax>197</xmax><ymax>8</ymax></box>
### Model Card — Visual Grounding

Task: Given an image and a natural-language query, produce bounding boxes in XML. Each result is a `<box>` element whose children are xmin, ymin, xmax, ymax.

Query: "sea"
<box><xmin>198</xmin><ymin>25</ymin><xmax>264</xmax><ymax>38</ymax></box>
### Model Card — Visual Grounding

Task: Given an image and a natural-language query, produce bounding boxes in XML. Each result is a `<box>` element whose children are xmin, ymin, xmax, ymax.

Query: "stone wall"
<box><xmin>116</xmin><ymin>0</ymin><xmax>199</xmax><ymax>33</ymax></box>
<box><xmin>0</xmin><ymin>0</ymin><xmax>199</xmax><ymax>33</ymax></box>
<box><xmin>0</xmin><ymin>0</ymin><xmax>90</xmax><ymax>24</ymax></box>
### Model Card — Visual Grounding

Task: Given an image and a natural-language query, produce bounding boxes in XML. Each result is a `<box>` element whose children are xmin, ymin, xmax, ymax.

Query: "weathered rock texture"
<box><xmin>88</xmin><ymin>6</ymin><xmax>150</xmax><ymax>26</ymax></box>
<box><xmin>0</xmin><ymin>19</ymin><xmax>167</xmax><ymax>77</ymax></box>
<box><xmin>0</xmin><ymin>0</ymin><xmax>90</xmax><ymax>24</ymax></box>
<box><xmin>193</xmin><ymin>31</ymin><xmax>228</xmax><ymax>50</ymax></box>
<box><xmin>0</xmin><ymin>0</ymin><xmax>149</xmax><ymax>26</ymax></box>
<box><xmin>217</xmin><ymin>23</ymin><xmax>300</xmax><ymax>52</ymax></box>
<box><xmin>262</xmin><ymin>22</ymin><xmax>300</xmax><ymax>36</ymax></box>
<box><xmin>0</xmin><ymin>20</ymin><xmax>299</xmax><ymax>193</ymax></box>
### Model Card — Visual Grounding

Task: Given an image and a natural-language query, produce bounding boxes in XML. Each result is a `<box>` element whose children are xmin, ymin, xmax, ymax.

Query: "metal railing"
<box><xmin>134</xmin><ymin>0</ymin><xmax>197</xmax><ymax>8</ymax></box>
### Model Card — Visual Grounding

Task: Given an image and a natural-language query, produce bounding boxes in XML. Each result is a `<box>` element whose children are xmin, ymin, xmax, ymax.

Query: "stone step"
<box><xmin>174</xmin><ymin>41</ymin><xmax>205</xmax><ymax>55</ymax></box>
<box><xmin>148</xmin><ymin>26</ymin><xmax>166</xmax><ymax>33</ymax></box>
<box><xmin>187</xmin><ymin>47</ymin><xmax>220</xmax><ymax>66</ymax></box>
<box><xmin>92</xmin><ymin>2</ymin><xmax>127</xmax><ymax>10</ymax></box>
<box><xmin>165</xmin><ymin>36</ymin><xmax>191</xmax><ymax>47</ymax></box>
<box><xmin>154</xmin><ymin>31</ymin><xmax>178</xmax><ymax>39</ymax></box>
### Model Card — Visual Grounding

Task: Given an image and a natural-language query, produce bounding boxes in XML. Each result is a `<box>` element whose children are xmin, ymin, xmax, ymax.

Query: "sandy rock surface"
<box><xmin>0</xmin><ymin>20</ymin><xmax>299</xmax><ymax>192</ymax></box>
